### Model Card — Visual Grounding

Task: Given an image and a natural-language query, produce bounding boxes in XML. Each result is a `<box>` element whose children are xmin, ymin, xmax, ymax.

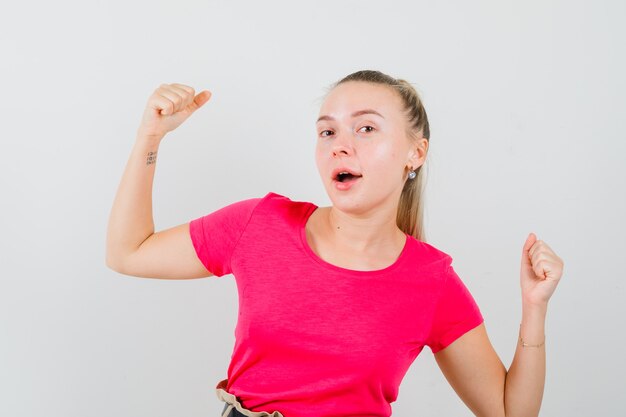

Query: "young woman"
<box><xmin>106</xmin><ymin>70</ymin><xmax>564</xmax><ymax>417</ymax></box>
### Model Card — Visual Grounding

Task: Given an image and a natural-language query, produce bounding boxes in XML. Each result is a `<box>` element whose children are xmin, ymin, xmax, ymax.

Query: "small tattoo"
<box><xmin>146</xmin><ymin>150</ymin><xmax>157</xmax><ymax>166</ymax></box>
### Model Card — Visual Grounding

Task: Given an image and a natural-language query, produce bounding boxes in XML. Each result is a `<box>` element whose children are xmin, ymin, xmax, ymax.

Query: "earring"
<box><xmin>408</xmin><ymin>170</ymin><xmax>416</xmax><ymax>180</ymax></box>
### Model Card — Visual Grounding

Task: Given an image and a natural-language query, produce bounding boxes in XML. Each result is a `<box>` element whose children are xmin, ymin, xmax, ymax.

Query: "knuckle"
<box><xmin>172</xmin><ymin>83</ymin><xmax>190</xmax><ymax>98</ymax></box>
<box><xmin>175</xmin><ymin>83</ymin><xmax>193</xmax><ymax>93</ymax></box>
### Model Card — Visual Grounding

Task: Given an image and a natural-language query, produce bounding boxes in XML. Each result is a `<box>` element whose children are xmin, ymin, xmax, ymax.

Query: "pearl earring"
<box><xmin>408</xmin><ymin>170</ymin><xmax>416</xmax><ymax>180</ymax></box>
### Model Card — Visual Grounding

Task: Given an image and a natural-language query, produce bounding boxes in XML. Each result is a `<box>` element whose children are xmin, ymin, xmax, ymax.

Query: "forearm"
<box><xmin>503</xmin><ymin>303</ymin><xmax>547</xmax><ymax>417</ymax></box>
<box><xmin>105</xmin><ymin>133</ymin><xmax>164</xmax><ymax>269</ymax></box>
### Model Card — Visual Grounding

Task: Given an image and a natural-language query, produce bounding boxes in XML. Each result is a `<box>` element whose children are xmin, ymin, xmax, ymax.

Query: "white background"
<box><xmin>1</xmin><ymin>0</ymin><xmax>624</xmax><ymax>416</ymax></box>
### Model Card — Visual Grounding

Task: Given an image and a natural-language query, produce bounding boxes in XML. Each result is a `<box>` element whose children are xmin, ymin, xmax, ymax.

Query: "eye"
<box><xmin>319</xmin><ymin>130</ymin><xmax>334</xmax><ymax>137</ymax></box>
<box><xmin>359</xmin><ymin>125</ymin><xmax>375</xmax><ymax>133</ymax></box>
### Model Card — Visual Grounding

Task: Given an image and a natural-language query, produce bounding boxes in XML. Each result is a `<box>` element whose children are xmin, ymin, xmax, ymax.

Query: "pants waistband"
<box><xmin>215</xmin><ymin>378</ymin><xmax>284</xmax><ymax>417</ymax></box>
<box><xmin>221</xmin><ymin>402</ymin><xmax>249</xmax><ymax>417</ymax></box>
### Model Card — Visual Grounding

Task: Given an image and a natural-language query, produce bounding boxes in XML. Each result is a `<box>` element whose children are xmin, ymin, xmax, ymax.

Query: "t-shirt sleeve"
<box><xmin>426</xmin><ymin>257</ymin><xmax>484</xmax><ymax>353</ymax></box>
<box><xmin>188</xmin><ymin>197</ymin><xmax>262</xmax><ymax>277</ymax></box>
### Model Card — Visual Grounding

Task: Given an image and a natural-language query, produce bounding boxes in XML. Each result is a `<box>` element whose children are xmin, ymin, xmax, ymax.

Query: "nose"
<box><xmin>331</xmin><ymin>132</ymin><xmax>354</xmax><ymax>158</ymax></box>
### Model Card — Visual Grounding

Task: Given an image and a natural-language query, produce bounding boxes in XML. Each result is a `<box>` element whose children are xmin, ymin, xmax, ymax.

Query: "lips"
<box><xmin>331</xmin><ymin>167</ymin><xmax>363</xmax><ymax>183</ymax></box>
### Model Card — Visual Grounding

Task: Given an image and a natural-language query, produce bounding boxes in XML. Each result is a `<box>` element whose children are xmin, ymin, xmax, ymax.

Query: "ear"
<box><xmin>406</xmin><ymin>137</ymin><xmax>428</xmax><ymax>170</ymax></box>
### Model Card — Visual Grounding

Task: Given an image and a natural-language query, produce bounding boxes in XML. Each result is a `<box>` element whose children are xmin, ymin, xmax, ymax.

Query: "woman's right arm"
<box><xmin>105</xmin><ymin>83</ymin><xmax>213</xmax><ymax>279</ymax></box>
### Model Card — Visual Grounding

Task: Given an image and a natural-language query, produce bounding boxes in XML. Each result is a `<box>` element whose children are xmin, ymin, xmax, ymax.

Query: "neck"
<box><xmin>323</xmin><ymin>204</ymin><xmax>406</xmax><ymax>253</ymax></box>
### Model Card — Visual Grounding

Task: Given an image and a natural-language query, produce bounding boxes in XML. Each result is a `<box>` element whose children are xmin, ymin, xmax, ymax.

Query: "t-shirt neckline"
<box><xmin>298</xmin><ymin>202</ymin><xmax>411</xmax><ymax>276</ymax></box>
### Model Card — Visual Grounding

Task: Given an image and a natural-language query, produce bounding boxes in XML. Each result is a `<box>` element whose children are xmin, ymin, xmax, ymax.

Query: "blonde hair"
<box><xmin>325</xmin><ymin>70</ymin><xmax>430</xmax><ymax>241</ymax></box>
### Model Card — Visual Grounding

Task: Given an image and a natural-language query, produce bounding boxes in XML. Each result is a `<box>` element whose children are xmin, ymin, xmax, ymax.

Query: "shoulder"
<box><xmin>258</xmin><ymin>191</ymin><xmax>315</xmax><ymax>206</ymax></box>
<box><xmin>254</xmin><ymin>191</ymin><xmax>317</xmax><ymax>219</ymax></box>
<box><xmin>406</xmin><ymin>237</ymin><xmax>455</xmax><ymax>274</ymax></box>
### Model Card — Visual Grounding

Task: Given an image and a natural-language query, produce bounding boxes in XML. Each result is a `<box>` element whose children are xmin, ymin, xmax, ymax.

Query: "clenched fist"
<box><xmin>137</xmin><ymin>83</ymin><xmax>212</xmax><ymax>140</ymax></box>
<box><xmin>520</xmin><ymin>232</ymin><xmax>564</xmax><ymax>307</ymax></box>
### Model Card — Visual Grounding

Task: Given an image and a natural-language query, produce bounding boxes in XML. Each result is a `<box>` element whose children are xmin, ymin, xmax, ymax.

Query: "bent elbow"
<box><xmin>105</xmin><ymin>250</ymin><xmax>126</xmax><ymax>274</ymax></box>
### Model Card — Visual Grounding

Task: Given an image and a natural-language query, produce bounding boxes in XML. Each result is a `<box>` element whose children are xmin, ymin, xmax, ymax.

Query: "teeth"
<box><xmin>335</xmin><ymin>170</ymin><xmax>362</xmax><ymax>182</ymax></box>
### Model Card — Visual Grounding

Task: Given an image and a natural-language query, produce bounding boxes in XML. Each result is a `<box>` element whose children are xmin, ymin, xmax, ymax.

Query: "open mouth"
<box><xmin>334</xmin><ymin>171</ymin><xmax>363</xmax><ymax>183</ymax></box>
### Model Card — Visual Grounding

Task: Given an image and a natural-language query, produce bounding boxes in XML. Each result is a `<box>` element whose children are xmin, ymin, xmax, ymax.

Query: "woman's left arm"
<box><xmin>433</xmin><ymin>233</ymin><xmax>564</xmax><ymax>417</ymax></box>
<box><xmin>505</xmin><ymin>233</ymin><xmax>563</xmax><ymax>416</ymax></box>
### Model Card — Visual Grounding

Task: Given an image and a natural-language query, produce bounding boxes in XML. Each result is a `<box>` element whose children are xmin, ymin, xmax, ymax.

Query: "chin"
<box><xmin>327</xmin><ymin>186</ymin><xmax>399</xmax><ymax>215</ymax></box>
<box><xmin>326</xmin><ymin>191</ymin><xmax>369</xmax><ymax>214</ymax></box>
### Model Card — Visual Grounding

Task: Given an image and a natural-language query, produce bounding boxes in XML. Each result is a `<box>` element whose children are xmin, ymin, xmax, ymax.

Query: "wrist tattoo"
<box><xmin>146</xmin><ymin>150</ymin><xmax>157</xmax><ymax>166</ymax></box>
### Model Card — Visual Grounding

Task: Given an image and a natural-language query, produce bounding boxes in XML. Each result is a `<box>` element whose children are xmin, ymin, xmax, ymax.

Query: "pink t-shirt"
<box><xmin>189</xmin><ymin>192</ymin><xmax>483</xmax><ymax>417</ymax></box>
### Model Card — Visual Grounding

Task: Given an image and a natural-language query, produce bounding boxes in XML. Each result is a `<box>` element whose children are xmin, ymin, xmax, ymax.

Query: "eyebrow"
<box><xmin>316</xmin><ymin>109</ymin><xmax>385</xmax><ymax>123</ymax></box>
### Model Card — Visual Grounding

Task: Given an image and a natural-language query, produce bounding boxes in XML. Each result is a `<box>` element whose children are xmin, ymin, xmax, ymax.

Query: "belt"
<box><xmin>216</xmin><ymin>378</ymin><xmax>284</xmax><ymax>417</ymax></box>
<box><xmin>221</xmin><ymin>402</ymin><xmax>248</xmax><ymax>417</ymax></box>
